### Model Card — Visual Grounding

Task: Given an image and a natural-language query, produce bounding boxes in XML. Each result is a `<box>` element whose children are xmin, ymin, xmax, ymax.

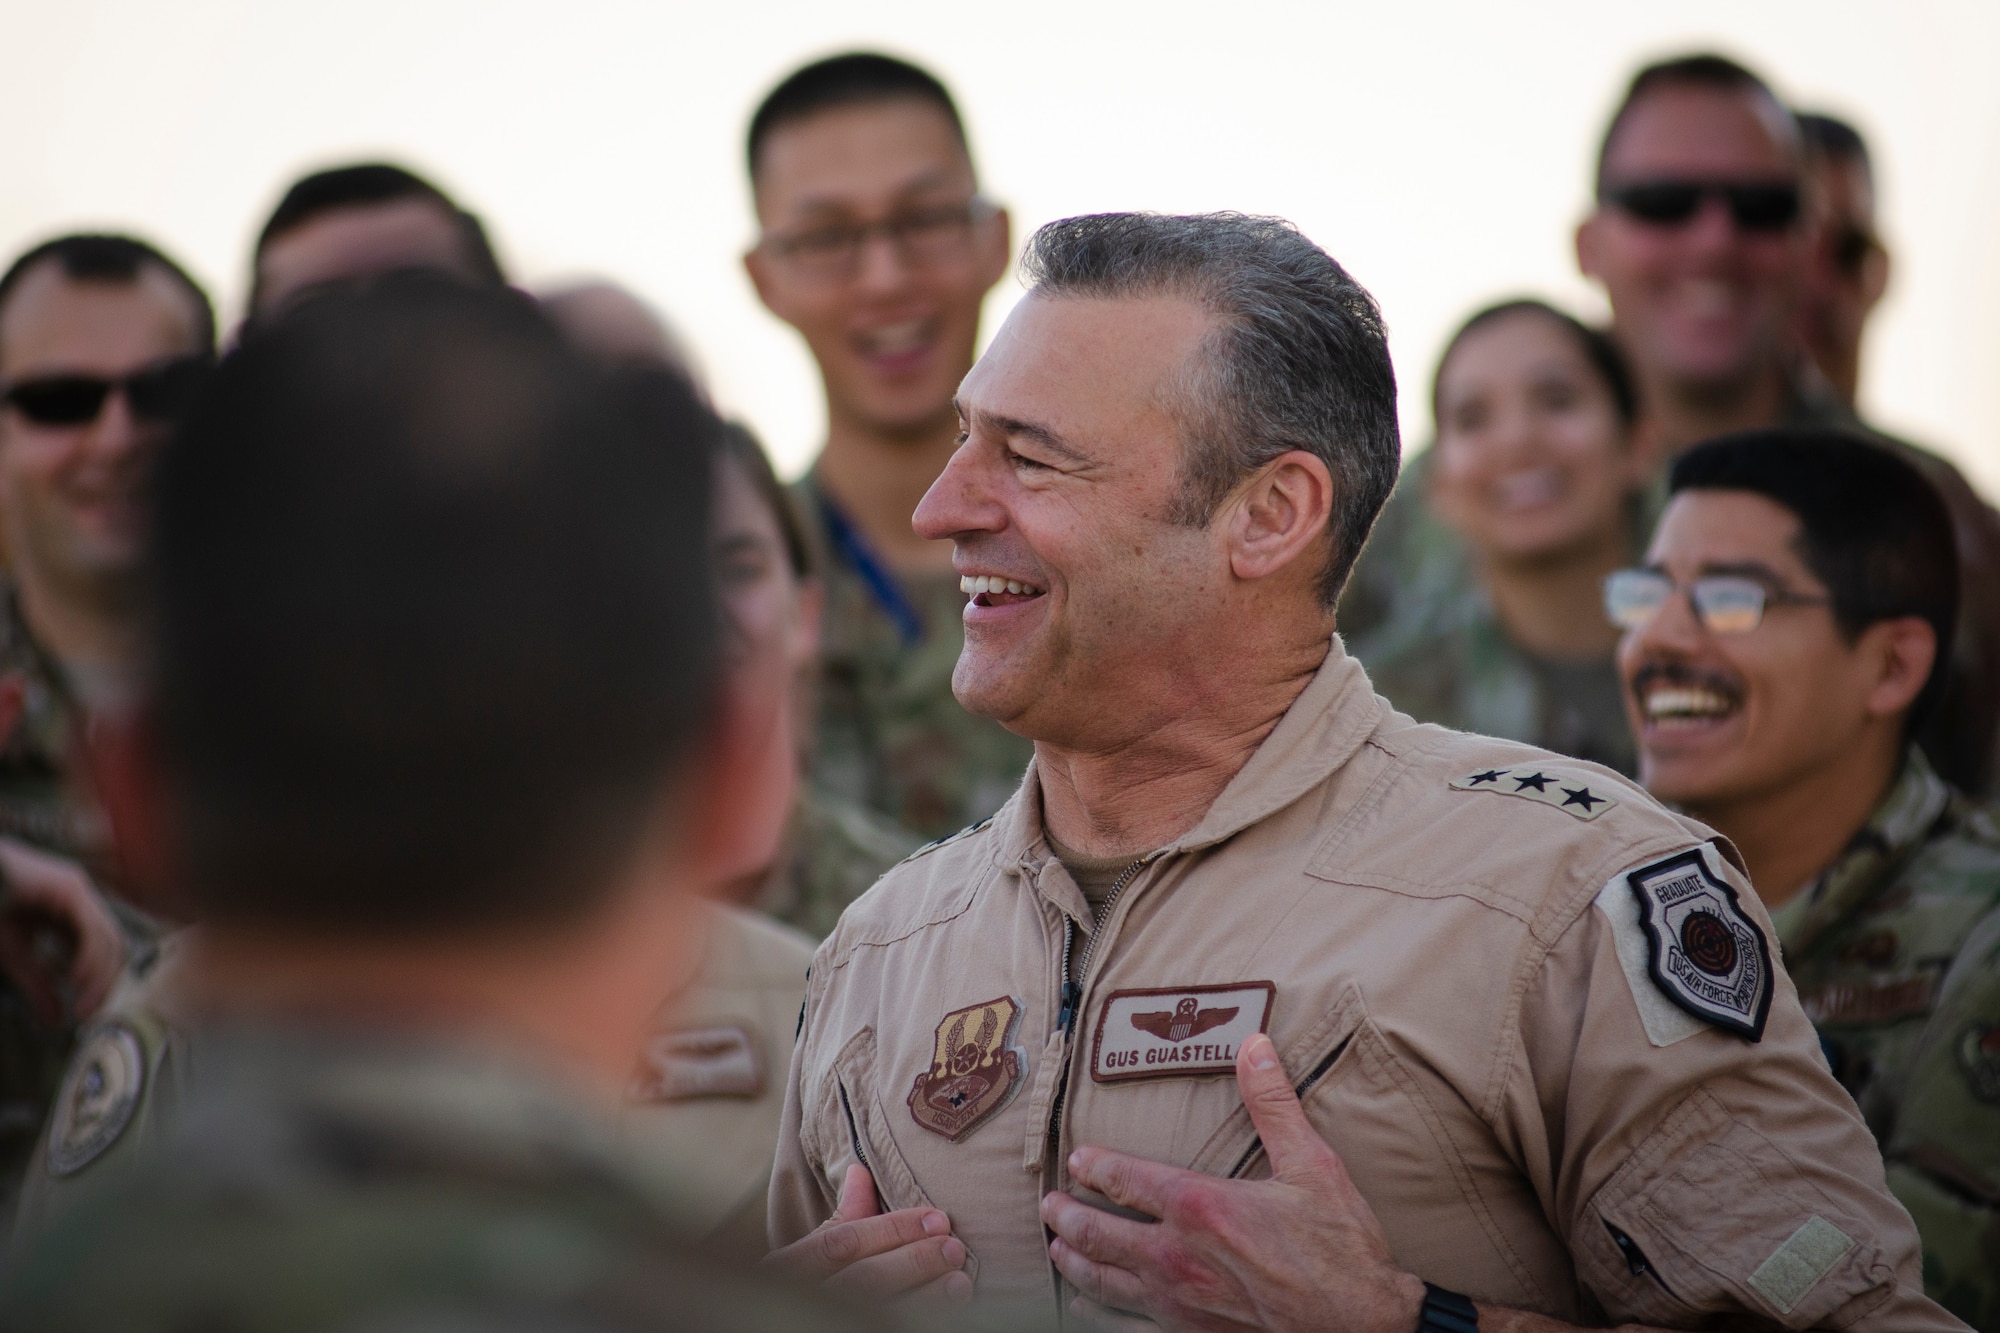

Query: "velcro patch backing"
<box><xmin>1091</xmin><ymin>982</ymin><xmax>1274</xmax><ymax>1083</ymax></box>
<box><xmin>1449</xmin><ymin>766</ymin><xmax>1618</xmax><ymax>820</ymax></box>
<box><xmin>1748</xmin><ymin>1216</ymin><xmax>1855</xmax><ymax>1313</ymax></box>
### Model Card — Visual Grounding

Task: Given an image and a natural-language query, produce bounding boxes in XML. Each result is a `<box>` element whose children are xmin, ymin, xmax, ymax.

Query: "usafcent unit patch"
<box><xmin>908</xmin><ymin>995</ymin><xmax>1023</xmax><ymax>1142</ymax></box>
<box><xmin>1627</xmin><ymin>849</ymin><xmax>1773</xmax><ymax>1041</ymax></box>
<box><xmin>48</xmin><ymin>1022</ymin><xmax>145</xmax><ymax>1176</ymax></box>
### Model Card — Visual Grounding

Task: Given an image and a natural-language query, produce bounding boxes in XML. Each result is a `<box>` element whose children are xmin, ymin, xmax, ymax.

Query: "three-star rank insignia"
<box><xmin>47</xmin><ymin>1022</ymin><xmax>145</xmax><ymax>1176</ymax></box>
<box><xmin>1450</xmin><ymin>766</ymin><xmax>1619</xmax><ymax>821</ymax></box>
<box><xmin>908</xmin><ymin>995</ymin><xmax>1024</xmax><ymax>1142</ymax></box>
<box><xmin>1627</xmin><ymin>849</ymin><xmax>1773</xmax><ymax>1041</ymax></box>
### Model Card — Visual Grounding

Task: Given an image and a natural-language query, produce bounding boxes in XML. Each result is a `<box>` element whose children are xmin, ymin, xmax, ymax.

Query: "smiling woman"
<box><xmin>1348</xmin><ymin>299</ymin><xmax>1651</xmax><ymax>775</ymax></box>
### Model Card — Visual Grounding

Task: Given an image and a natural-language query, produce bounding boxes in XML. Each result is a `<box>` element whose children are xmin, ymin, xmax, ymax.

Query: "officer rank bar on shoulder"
<box><xmin>1091</xmin><ymin>982</ymin><xmax>1275</xmax><ymax>1083</ymax></box>
<box><xmin>1450</xmin><ymin>766</ymin><xmax>1619</xmax><ymax>821</ymax></box>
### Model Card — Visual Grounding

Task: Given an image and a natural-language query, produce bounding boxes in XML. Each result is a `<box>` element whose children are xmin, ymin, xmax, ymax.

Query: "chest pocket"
<box><xmin>815</xmin><ymin>1026</ymin><xmax>981</xmax><ymax>1282</ymax></box>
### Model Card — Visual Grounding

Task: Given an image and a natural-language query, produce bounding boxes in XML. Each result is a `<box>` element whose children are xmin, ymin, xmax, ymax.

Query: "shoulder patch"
<box><xmin>628</xmin><ymin>1024</ymin><xmax>763</xmax><ymax>1101</ymax></box>
<box><xmin>1628</xmin><ymin>849</ymin><xmax>1773</xmax><ymax>1041</ymax></box>
<box><xmin>908</xmin><ymin>994</ymin><xmax>1023</xmax><ymax>1141</ymax></box>
<box><xmin>1450</xmin><ymin>766</ymin><xmax>1619</xmax><ymax>821</ymax></box>
<box><xmin>48</xmin><ymin>1022</ymin><xmax>145</xmax><ymax>1176</ymax></box>
<box><xmin>903</xmin><ymin>815</ymin><xmax>994</xmax><ymax>863</ymax></box>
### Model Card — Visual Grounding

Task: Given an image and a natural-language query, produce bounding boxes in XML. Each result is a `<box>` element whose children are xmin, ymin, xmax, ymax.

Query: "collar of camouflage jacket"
<box><xmin>987</xmin><ymin>636</ymin><xmax>1387</xmax><ymax>875</ymax></box>
<box><xmin>1783</xmin><ymin>746</ymin><xmax>1954</xmax><ymax>959</ymax></box>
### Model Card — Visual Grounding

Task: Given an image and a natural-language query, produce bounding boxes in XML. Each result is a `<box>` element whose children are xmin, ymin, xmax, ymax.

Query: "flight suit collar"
<box><xmin>986</xmin><ymin>636</ymin><xmax>1385</xmax><ymax>889</ymax></box>
<box><xmin>1781</xmin><ymin>746</ymin><xmax>1954</xmax><ymax>959</ymax></box>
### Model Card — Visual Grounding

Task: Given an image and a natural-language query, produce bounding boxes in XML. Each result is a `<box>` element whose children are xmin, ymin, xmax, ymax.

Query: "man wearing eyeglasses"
<box><xmin>0</xmin><ymin>233</ymin><xmax>213</xmax><ymax>1208</ymax></box>
<box><xmin>743</xmin><ymin>52</ymin><xmax>1033</xmax><ymax>843</ymax></box>
<box><xmin>1612</xmin><ymin>428</ymin><xmax>2000</xmax><ymax>1329</ymax></box>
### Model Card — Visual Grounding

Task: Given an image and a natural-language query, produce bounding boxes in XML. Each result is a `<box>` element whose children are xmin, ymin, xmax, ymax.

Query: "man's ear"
<box><xmin>83</xmin><ymin>707</ymin><xmax>194</xmax><ymax>923</ymax></box>
<box><xmin>974</xmin><ymin>205</ymin><xmax>1012</xmax><ymax>295</ymax></box>
<box><xmin>1576</xmin><ymin>214</ymin><xmax>1604</xmax><ymax>284</ymax></box>
<box><xmin>1860</xmin><ymin>616</ymin><xmax>1937</xmax><ymax>720</ymax></box>
<box><xmin>742</xmin><ymin>246</ymin><xmax>784</xmax><ymax>318</ymax></box>
<box><xmin>1225</xmin><ymin>450</ymin><xmax>1335</xmax><ymax>586</ymax></box>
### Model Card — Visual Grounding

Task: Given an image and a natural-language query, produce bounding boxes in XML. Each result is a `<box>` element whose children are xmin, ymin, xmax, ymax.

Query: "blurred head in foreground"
<box><xmin>122</xmin><ymin>275</ymin><xmax>760</xmax><ymax>1082</ymax></box>
<box><xmin>248</xmin><ymin>163</ymin><xmax>506</xmax><ymax>327</ymax></box>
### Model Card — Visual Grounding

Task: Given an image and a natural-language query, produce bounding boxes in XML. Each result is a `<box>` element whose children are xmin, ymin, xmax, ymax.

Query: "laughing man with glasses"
<box><xmin>0</xmin><ymin>232</ymin><xmax>214</xmax><ymax>1203</ymax></box>
<box><xmin>1615</xmin><ymin>427</ymin><xmax>2000</xmax><ymax>1328</ymax></box>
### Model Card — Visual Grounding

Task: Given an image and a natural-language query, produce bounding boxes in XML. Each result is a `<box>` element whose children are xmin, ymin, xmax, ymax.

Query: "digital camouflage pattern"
<box><xmin>1342</xmin><ymin>451</ymin><xmax>1638</xmax><ymax>776</ymax></box>
<box><xmin>794</xmin><ymin>469</ymin><xmax>1033</xmax><ymax>842</ymax></box>
<box><xmin>756</xmin><ymin>782</ymin><xmax>919</xmax><ymax>941</ymax></box>
<box><xmin>0</xmin><ymin>582</ymin><xmax>125</xmax><ymax>1208</ymax></box>
<box><xmin>0</xmin><ymin>1024</ymin><xmax>877</xmax><ymax>1332</ymax></box>
<box><xmin>1771</xmin><ymin>747</ymin><xmax>2000</xmax><ymax>1329</ymax></box>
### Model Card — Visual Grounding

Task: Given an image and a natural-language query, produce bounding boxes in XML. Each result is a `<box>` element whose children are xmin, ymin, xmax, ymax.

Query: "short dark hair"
<box><xmin>1669</xmin><ymin>428</ymin><xmax>1958</xmax><ymax>727</ymax></box>
<box><xmin>1596</xmin><ymin>53</ymin><xmax>1797</xmax><ymax>193</ymax></box>
<box><xmin>747</xmin><ymin>52</ymin><xmax>969</xmax><ymax>181</ymax></box>
<box><xmin>719</xmin><ymin>420</ymin><xmax>814</xmax><ymax>580</ymax></box>
<box><xmin>1798</xmin><ymin>111</ymin><xmax>1872</xmax><ymax>178</ymax></box>
<box><xmin>251</xmin><ymin>163</ymin><xmax>505</xmax><ymax>310</ymax></box>
<box><xmin>1021</xmin><ymin>212</ymin><xmax>1400</xmax><ymax>606</ymax></box>
<box><xmin>1433</xmin><ymin>299</ymin><xmax>1638</xmax><ymax>428</ymax></box>
<box><xmin>152</xmin><ymin>275</ymin><xmax>721</xmax><ymax>931</ymax></box>
<box><xmin>0</xmin><ymin>234</ymin><xmax>215</xmax><ymax>371</ymax></box>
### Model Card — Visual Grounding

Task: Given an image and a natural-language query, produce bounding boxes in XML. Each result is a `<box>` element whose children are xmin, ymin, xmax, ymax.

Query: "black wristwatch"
<box><xmin>1415</xmin><ymin>1282</ymin><xmax>1478</xmax><ymax>1333</ymax></box>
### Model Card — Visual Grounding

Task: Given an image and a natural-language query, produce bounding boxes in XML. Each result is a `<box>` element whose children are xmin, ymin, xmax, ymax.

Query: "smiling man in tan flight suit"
<box><xmin>765</xmin><ymin>213</ymin><xmax>1963</xmax><ymax>1332</ymax></box>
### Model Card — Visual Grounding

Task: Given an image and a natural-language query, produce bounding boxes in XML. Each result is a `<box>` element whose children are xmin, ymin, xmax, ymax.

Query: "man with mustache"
<box><xmin>768</xmin><ymin>212</ymin><xmax>1960</xmax><ymax>1331</ymax></box>
<box><xmin>1613</xmin><ymin>428</ymin><xmax>2000</xmax><ymax>1329</ymax></box>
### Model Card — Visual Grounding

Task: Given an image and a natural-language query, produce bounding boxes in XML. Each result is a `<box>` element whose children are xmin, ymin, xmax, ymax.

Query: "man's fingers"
<box><xmin>833</xmin><ymin>1164</ymin><xmax>881</xmax><ymax>1223</ymax></box>
<box><xmin>1236</xmin><ymin>1033</ymin><xmax>1328</xmax><ymax>1181</ymax></box>
<box><xmin>1041</xmin><ymin>1189</ymin><xmax>1158</xmax><ymax>1272</ymax></box>
<box><xmin>1065</xmin><ymin>1145</ymin><xmax>1179</xmax><ymax>1219</ymax></box>
<box><xmin>903</xmin><ymin>1268</ymin><xmax>976</xmax><ymax>1307</ymax></box>
<box><xmin>767</xmin><ymin>1205</ymin><xmax>949</xmax><ymax>1281</ymax></box>
<box><xmin>822</xmin><ymin>1233</ymin><xmax>966</xmax><ymax>1298</ymax></box>
<box><xmin>1048</xmin><ymin>1235</ymin><xmax>1150</xmax><ymax>1314</ymax></box>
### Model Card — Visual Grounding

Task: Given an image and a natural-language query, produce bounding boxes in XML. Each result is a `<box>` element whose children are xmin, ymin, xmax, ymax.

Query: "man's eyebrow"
<box><xmin>1696</xmin><ymin>559</ymin><xmax>1789</xmax><ymax>583</ymax></box>
<box><xmin>785</xmin><ymin>171</ymin><xmax>962</xmax><ymax>219</ymax></box>
<box><xmin>963</xmin><ymin>403</ymin><xmax>1091</xmax><ymax>463</ymax></box>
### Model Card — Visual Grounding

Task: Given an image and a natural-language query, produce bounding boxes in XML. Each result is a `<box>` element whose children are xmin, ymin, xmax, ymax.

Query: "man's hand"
<box><xmin>765</xmin><ymin>1165</ymin><xmax>973</xmax><ymax>1304</ymax></box>
<box><xmin>1041</xmin><ymin>1033</ymin><xmax>1425</xmax><ymax>1333</ymax></box>
<box><xmin>0</xmin><ymin>836</ymin><xmax>125</xmax><ymax>1028</ymax></box>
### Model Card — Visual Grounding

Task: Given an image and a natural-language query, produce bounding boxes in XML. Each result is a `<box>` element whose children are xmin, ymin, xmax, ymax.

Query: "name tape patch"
<box><xmin>1091</xmin><ymin>982</ymin><xmax>1275</xmax><ymax>1084</ymax></box>
<box><xmin>1450</xmin><ymin>767</ymin><xmax>1619</xmax><ymax>820</ymax></box>
<box><xmin>629</xmin><ymin>1024</ymin><xmax>762</xmax><ymax>1102</ymax></box>
<box><xmin>1628</xmin><ymin>849</ymin><xmax>1773</xmax><ymax>1041</ymax></box>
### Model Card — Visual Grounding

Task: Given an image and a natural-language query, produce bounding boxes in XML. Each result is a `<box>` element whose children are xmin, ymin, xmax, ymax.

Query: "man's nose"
<box><xmin>1684</xmin><ymin>195</ymin><xmax>1747</xmax><ymax>253</ymax></box>
<box><xmin>85</xmin><ymin>389</ymin><xmax>152</xmax><ymax>461</ymax></box>
<box><xmin>912</xmin><ymin>440</ymin><xmax>1002</xmax><ymax>543</ymax></box>
<box><xmin>1632</xmin><ymin>581</ymin><xmax>1708</xmax><ymax>655</ymax></box>
<box><xmin>853</xmin><ymin>230</ymin><xmax>915</xmax><ymax>294</ymax></box>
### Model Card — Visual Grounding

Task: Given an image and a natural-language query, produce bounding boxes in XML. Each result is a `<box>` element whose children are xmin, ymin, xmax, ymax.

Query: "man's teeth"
<box><xmin>1644</xmin><ymin>687</ymin><xmax>1735</xmax><ymax>720</ymax></box>
<box><xmin>860</xmin><ymin>320</ymin><xmax>930</xmax><ymax>354</ymax></box>
<box><xmin>960</xmin><ymin>575</ymin><xmax>1040</xmax><ymax>597</ymax></box>
<box><xmin>1678</xmin><ymin>279</ymin><xmax>1738</xmax><ymax>318</ymax></box>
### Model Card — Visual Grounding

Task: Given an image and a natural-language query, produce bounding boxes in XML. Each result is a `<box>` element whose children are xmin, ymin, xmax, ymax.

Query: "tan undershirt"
<box><xmin>1045</xmin><ymin>830</ymin><xmax>1141</xmax><ymax>922</ymax></box>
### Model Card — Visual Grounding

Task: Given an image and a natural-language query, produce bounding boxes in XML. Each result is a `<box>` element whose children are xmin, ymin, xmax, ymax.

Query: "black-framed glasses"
<box><xmin>0</xmin><ymin>356</ymin><xmax>213</xmax><ymax>427</ymax></box>
<box><xmin>1604</xmin><ymin>568</ymin><xmax>1829</xmax><ymax>635</ymax></box>
<box><xmin>762</xmin><ymin>197</ymin><xmax>997</xmax><ymax>282</ymax></box>
<box><xmin>1603</xmin><ymin>180</ymin><xmax>1802</xmax><ymax>232</ymax></box>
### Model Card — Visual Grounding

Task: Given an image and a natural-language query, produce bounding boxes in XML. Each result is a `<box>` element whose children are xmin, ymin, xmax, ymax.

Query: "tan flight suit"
<box><xmin>621</xmin><ymin>903</ymin><xmax>814</xmax><ymax>1259</ymax></box>
<box><xmin>771</xmin><ymin>640</ymin><xmax>1961</xmax><ymax>1329</ymax></box>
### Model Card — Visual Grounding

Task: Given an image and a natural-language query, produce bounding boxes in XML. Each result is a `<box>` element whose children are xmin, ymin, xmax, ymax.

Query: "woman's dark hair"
<box><xmin>1431</xmin><ymin>298</ymin><xmax>1638</xmax><ymax>431</ymax></box>
<box><xmin>718</xmin><ymin>421</ymin><xmax>815</xmax><ymax>581</ymax></box>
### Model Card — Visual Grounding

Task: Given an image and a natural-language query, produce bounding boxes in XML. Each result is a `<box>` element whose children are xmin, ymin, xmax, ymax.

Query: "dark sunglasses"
<box><xmin>1603</xmin><ymin>180</ymin><xmax>1802</xmax><ymax>232</ymax></box>
<box><xmin>0</xmin><ymin>356</ymin><xmax>213</xmax><ymax>427</ymax></box>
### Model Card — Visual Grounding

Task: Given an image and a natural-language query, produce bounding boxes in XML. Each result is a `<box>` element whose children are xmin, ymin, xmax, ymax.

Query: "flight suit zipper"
<box><xmin>837</xmin><ymin>1079</ymin><xmax>869</xmax><ymax>1173</ymax></box>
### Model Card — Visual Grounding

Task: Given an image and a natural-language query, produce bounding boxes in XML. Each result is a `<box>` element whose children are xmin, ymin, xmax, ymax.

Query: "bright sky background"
<box><xmin>7</xmin><ymin>0</ymin><xmax>1998</xmax><ymax>492</ymax></box>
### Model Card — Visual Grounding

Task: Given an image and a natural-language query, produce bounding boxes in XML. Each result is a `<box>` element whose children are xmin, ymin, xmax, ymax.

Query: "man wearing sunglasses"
<box><xmin>743</xmin><ymin>53</ymin><xmax>1032</xmax><ymax>844</ymax></box>
<box><xmin>1613</xmin><ymin>428</ymin><xmax>2000</xmax><ymax>1327</ymax></box>
<box><xmin>1796</xmin><ymin>112</ymin><xmax>1889</xmax><ymax>412</ymax></box>
<box><xmin>1573</xmin><ymin>50</ymin><xmax>2000</xmax><ymax>807</ymax></box>
<box><xmin>0</xmin><ymin>232</ymin><xmax>214</xmax><ymax>1207</ymax></box>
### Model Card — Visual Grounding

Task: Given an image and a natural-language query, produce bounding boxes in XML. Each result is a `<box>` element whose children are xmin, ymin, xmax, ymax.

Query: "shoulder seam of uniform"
<box><xmin>900</xmin><ymin>814</ymin><xmax>994</xmax><ymax>864</ymax></box>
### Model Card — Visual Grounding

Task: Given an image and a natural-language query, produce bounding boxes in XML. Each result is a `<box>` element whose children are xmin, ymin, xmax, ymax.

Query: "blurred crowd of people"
<box><xmin>0</xmin><ymin>42</ymin><xmax>1991</xmax><ymax>1333</ymax></box>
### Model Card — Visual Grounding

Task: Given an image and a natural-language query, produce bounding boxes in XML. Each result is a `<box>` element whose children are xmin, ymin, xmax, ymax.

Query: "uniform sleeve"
<box><xmin>1518</xmin><ymin>841</ymin><xmax>1963</xmax><ymax>1331</ymax></box>
<box><xmin>767</xmin><ymin>966</ymin><xmax>839</xmax><ymax>1251</ymax></box>
<box><xmin>1880</xmin><ymin>903</ymin><xmax>2000</xmax><ymax>1331</ymax></box>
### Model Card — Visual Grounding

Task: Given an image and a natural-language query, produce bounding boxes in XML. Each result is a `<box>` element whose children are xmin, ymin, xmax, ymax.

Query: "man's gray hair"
<box><xmin>1020</xmin><ymin>212</ymin><xmax>1400</xmax><ymax>606</ymax></box>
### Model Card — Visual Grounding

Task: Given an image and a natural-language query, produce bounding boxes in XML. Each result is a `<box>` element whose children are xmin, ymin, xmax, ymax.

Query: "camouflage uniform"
<box><xmin>1770</xmin><ymin>747</ymin><xmax>2000</xmax><ymax>1328</ymax></box>
<box><xmin>0</xmin><ymin>1020</ymin><xmax>877</xmax><ymax>1331</ymax></box>
<box><xmin>0</xmin><ymin>582</ymin><xmax>129</xmax><ymax>1206</ymax></box>
<box><xmin>793</xmin><ymin>469</ymin><xmax>1034</xmax><ymax>841</ymax></box>
<box><xmin>756</xmin><ymin>783</ymin><xmax>919</xmax><ymax>942</ymax></box>
<box><xmin>1343</xmin><ymin>451</ymin><xmax>1638</xmax><ymax>776</ymax></box>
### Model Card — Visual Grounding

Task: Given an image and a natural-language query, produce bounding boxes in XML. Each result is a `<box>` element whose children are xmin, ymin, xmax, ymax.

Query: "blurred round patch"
<box><xmin>1955</xmin><ymin>1022</ymin><xmax>2000</xmax><ymax>1104</ymax></box>
<box><xmin>47</xmin><ymin>1023</ymin><xmax>144</xmax><ymax>1176</ymax></box>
